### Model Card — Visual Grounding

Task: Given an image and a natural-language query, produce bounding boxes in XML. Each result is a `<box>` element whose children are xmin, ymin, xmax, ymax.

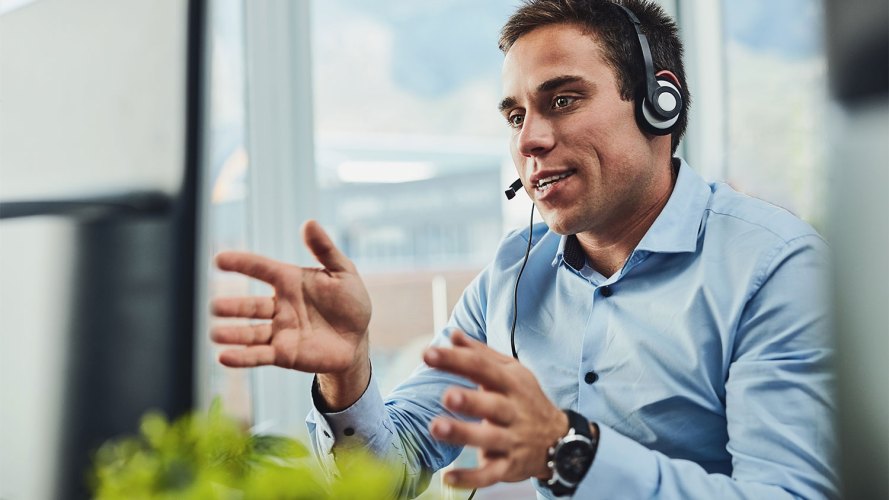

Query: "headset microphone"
<box><xmin>504</xmin><ymin>178</ymin><xmax>524</xmax><ymax>200</ymax></box>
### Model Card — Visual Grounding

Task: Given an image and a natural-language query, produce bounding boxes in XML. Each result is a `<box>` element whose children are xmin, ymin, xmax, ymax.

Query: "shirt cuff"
<box><xmin>573</xmin><ymin>423</ymin><xmax>659</xmax><ymax>499</ymax></box>
<box><xmin>306</xmin><ymin>370</ymin><xmax>390</xmax><ymax>457</ymax></box>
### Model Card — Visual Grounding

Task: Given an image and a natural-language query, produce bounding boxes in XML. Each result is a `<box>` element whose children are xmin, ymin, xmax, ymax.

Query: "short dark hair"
<box><xmin>500</xmin><ymin>0</ymin><xmax>690</xmax><ymax>154</ymax></box>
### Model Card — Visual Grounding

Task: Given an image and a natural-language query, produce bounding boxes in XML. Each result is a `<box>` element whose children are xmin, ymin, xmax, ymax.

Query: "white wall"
<box><xmin>0</xmin><ymin>220</ymin><xmax>73</xmax><ymax>500</ymax></box>
<box><xmin>0</xmin><ymin>0</ymin><xmax>186</xmax><ymax>200</ymax></box>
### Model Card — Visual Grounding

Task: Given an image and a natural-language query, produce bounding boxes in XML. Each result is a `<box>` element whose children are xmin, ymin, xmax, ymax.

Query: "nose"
<box><xmin>516</xmin><ymin>114</ymin><xmax>555</xmax><ymax>157</ymax></box>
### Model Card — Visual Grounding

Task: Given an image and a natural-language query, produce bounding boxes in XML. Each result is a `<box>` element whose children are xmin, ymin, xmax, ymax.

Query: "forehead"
<box><xmin>501</xmin><ymin>23</ymin><xmax>611</xmax><ymax>94</ymax></box>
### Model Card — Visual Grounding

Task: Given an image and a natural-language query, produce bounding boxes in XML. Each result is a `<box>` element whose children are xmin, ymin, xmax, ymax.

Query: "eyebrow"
<box><xmin>498</xmin><ymin>75</ymin><xmax>590</xmax><ymax>114</ymax></box>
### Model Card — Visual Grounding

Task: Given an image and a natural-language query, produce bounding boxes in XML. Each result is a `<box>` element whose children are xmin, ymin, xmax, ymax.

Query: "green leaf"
<box><xmin>250</xmin><ymin>435</ymin><xmax>309</xmax><ymax>460</ymax></box>
<box><xmin>139</xmin><ymin>412</ymin><xmax>169</xmax><ymax>450</ymax></box>
<box><xmin>91</xmin><ymin>401</ymin><xmax>420</xmax><ymax>499</ymax></box>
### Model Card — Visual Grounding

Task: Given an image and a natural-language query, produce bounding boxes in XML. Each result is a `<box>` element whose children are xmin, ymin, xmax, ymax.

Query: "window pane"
<box><xmin>204</xmin><ymin>0</ymin><xmax>253</xmax><ymax>422</ymax></box>
<box><xmin>311</xmin><ymin>0</ymin><xmax>519</xmax><ymax>379</ymax></box>
<box><xmin>310</xmin><ymin>1</ymin><xmax>531</xmax><ymax>497</ymax></box>
<box><xmin>722</xmin><ymin>0</ymin><xmax>827</xmax><ymax>228</ymax></box>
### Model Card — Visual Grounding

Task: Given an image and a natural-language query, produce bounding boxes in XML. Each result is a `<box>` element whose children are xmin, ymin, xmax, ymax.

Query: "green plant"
<box><xmin>91</xmin><ymin>399</ymin><xmax>402</xmax><ymax>499</ymax></box>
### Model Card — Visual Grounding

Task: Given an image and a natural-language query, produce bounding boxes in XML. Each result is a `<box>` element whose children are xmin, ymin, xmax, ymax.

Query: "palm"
<box><xmin>267</xmin><ymin>265</ymin><xmax>370</xmax><ymax>372</ymax></box>
<box><xmin>211</xmin><ymin>221</ymin><xmax>371</xmax><ymax>373</ymax></box>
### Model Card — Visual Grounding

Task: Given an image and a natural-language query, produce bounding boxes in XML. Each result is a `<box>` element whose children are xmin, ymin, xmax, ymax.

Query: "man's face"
<box><xmin>500</xmin><ymin>23</ymin><xmax>664</xmax><ymax>236</ymax></box>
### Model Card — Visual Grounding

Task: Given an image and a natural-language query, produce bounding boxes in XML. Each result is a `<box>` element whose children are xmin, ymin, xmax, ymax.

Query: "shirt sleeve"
<box><xmin>571</xmin><ymin>234</ymin><xmax>839</xmax><ymax>499</ymax></box>
<box><xmin>305</xmin><ymin>269</ymin><xmax>492</xmax><ymax>499</ymax></box>
<box><xmin>305</xmin><ymin>371</ymin><xmax>394</xmax><ymax>477</ymax></box>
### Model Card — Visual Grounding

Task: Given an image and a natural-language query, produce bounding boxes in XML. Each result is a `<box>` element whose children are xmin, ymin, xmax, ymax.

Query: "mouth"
<box><xmin>535</xmin><ymin>170</ymin><xmax>575</xmax><ymax>192</ymax></box>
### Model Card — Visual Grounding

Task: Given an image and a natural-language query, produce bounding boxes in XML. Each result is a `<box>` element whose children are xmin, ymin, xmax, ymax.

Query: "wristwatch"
<box><xmin>544</xmin><ymin>410</ymin><xmax>599</xmax><ymax>497</ymax></box>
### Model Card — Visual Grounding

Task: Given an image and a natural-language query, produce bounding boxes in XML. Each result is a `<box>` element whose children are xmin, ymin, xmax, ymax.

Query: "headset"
<box><xmin>615</xmin><ymin>3</ymin><xmax>683</xmax><ymax>136</ymax></box>
<box><xmin>503</xmin><ymin>1</ymin><xmax>683</xmax><ymax>360</ymax></box>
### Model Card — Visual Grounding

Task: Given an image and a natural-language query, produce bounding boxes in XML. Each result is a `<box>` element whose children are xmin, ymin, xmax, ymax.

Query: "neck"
<box><xmin>577</xmin><ymin>163</ymin><xmax>677</xmax><ymax>277</ymax></box>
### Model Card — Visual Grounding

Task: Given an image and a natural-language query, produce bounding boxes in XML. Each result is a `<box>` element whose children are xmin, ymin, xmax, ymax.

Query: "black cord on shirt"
<box><xmin>465</xmin><ymin>204</ymin><xmax>535</xmax><ymax>500</ymax></box>
<box><xmin>510</xmin><ymin>203</ymin><xmax>535</xmax><ymax>360</ymax></box>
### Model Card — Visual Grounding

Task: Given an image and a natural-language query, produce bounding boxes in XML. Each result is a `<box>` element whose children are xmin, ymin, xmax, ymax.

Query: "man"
<box><xmin>211</xmin><ymin>0</ymin><xmax>837</xmax><ymax>498</ymax></box>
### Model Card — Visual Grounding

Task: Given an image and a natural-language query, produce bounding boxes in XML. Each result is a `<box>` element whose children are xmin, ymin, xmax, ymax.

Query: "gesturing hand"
<box><xmin>423</xmin><ymin>330</ymin><xmax>569</xmax><ymax>489</ymax></box>
<box><xmin>210</xmin><ymin>220</ymin><xmax>371</xmax><ymax>375</ymax></box>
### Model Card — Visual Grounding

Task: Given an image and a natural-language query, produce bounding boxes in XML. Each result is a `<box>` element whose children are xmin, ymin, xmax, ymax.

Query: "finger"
<box><xmin>424</xmin><ymin>344</ymin><xmax>510</xmax><ymax>392</ymax></box>
<box><xmin>210</xmin><ymin>323</ymin><xmax>272</xmax><ymax>345</ymax></box>
<box><xmin>218</xmin><ymin>345</ymin><xmax>276</xmax><ymax>367</ymax></box>
<box><xmin>450</xmin><ymin>330</ymin><xmax>513</xmax><ymax>362</ymax></box>
<box><xmin>301</xmin><ymin>220</ymin><xmax>354</xmax><ymax>273</ymax></box>
<box><xmin>443</xmin><ymin>461</ymin><xmax>512</xmax><ymax>489</ymax></box>
<box><xmin>443</xmin><ymin>387</ymin><xmax>515</xmax><ymax>426</ymax></box>
<box><xmin>212</xmin><ymin>296</ymin><xmax>275</xmax><ymax>319</ymax></box>
<box><xmin>215</xmin><ymin>251</ymin><xmax>287</xmax><ymax>287</ymax></box>
<box><xmin>429</xmin><ymin>417</ymin><xmax>510</xmax><ymax>453</ymax></box>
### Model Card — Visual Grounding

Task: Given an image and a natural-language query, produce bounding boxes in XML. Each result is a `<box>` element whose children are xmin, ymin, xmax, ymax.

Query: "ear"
<box><xmin>655</xmin><ymin>70</ymin><xmax>681</xmax><ymax>89</ymax></box>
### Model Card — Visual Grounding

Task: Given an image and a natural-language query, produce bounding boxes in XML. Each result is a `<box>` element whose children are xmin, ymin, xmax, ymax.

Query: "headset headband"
<box><xmin>612</xmin><ymin>4</ymin><xmax>660</xmax><ymax>108</ymax></box>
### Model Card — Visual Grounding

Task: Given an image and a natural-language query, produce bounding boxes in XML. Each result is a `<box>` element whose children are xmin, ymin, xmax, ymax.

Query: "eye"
<box><xmin>507</xmin><ymin>113</ymin><xmax>525</xmax><ymax>128</ymax></box>
<box><xmin>553</xmin><ymin>96</ymin><xmax>577</xmax><ymax>109</ymax></box>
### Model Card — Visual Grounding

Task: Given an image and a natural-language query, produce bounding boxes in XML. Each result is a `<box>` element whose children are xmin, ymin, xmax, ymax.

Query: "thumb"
<box><xmin>301</xmin><ymin>220</ymin><xmax>354</xmax><ymax>273</ymax></box>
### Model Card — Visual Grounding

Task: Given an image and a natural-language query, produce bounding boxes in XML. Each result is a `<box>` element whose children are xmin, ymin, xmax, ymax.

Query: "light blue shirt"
<box><xmin>307</xmin><ymin>160</ymin><xmax>837</xmax><ymax>499</ymax></box>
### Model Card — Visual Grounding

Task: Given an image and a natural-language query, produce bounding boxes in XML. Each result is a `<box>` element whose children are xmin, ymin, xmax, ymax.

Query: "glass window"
<box><xmin>722</xmin><ymin>0</ymin><xmax>827</xmax><ymax>228</ymax></box>
<box><xmin>310</xmin><ymin>0</ymin><xmax>529</xmax><ymax>497</ymax></box>
<box><xmin>203</xmin><ymin>0</ymin><xmax>253</xmax><ymax>422</ymax></box>
<box><xmin>311</xmin><ymin>0</ymin><xmax>519</xmax><ymax>393</ymax></box>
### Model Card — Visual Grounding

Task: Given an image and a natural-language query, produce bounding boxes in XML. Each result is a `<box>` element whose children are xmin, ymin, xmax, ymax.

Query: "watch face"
<box><xmin>555</xmin><ymin>439</ymin><xmax>593</xmax><ymax>483</ymax></box>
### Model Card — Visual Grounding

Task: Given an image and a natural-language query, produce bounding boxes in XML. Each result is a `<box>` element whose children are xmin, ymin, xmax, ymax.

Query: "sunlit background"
<box><xmin>1</xmin><ymin>0</ymin><xmax>885</xmax><ymax>498</ymax></box>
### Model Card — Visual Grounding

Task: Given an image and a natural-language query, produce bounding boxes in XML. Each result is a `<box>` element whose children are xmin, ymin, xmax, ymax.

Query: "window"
<box><xmin>310</xmin><ymin>0</ymin><xmax>519</xmax><ymax>393</ymax></box>
<box><xmin>202</xmin><ymin>0</ymin><xmax>253</xmax><ymax>422</ymax></box>
<box><xmin>310</xmin><ymin>1</ymin><xmax>528</xmax><ymax>497</ymax></box>
<box><xmin>721</xmin><ymin>0</ymin><xmax>827</xmax><ymax>227</ymax></box>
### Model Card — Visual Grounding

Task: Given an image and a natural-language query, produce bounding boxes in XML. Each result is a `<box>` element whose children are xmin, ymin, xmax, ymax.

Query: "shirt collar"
<box><xmin>635</xmin><ymin>157</ymin><xmax>711</xmax><ymax>254</ymax></box>
<box><xmin>552</xmin><ymin>158</ymin><xmax>711</xmax><ymax>269</ymax></box>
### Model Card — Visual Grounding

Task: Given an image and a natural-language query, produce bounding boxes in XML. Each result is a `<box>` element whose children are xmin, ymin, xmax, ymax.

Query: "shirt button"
<box><xmin>323</xmin><ymin>430</ymin><xmax>331</xmax><ymax>438</ymax></box>
<box><xmin>584</xmin><ymin>371</ymin><xmax>599</xmax><ymax>384</ymax></box>
<box><xmin>343</xmin><ymin>427</ymin><xmax>355</xmax><ymax>436</ymax></box>
<box><xmin>600</xmin><ymin>286</ymin><xmax>613</xmax><ymax>297</ymax></box>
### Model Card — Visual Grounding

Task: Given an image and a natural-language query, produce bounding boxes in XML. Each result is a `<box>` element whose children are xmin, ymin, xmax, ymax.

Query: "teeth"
<box><xmin>536</xmin><ymin>172</ymin><xmax>572</xmax><ymax>189</ymax></box>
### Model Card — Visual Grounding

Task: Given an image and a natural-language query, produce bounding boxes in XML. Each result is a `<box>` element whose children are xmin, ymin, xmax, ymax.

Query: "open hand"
<box><xmin>210</xmin><ymin>220</ymin><xmax>371</xmax><ymax>374</ymax></box>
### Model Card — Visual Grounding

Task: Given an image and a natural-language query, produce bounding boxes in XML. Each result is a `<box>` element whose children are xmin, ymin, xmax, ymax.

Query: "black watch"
<box><xmin>544</xmin><ymin>410</ymin><xmax>599</xmax><ymax>497</ymax></box>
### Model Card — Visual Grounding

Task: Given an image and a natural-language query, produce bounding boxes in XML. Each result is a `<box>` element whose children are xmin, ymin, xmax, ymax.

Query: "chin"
<box><xmin>547</xmin><ymin>224</ymin><xmax>574</xmax><ymax>236</ymax></box>
<box><xmin>539</xmin><ymin>212</ymin><xmax>581</xmax><ymax>236</ymax></box>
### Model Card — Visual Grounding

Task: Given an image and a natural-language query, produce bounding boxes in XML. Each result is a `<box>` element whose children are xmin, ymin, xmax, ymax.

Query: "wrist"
<box><xmin>317</xmin><ymin>337</ymin><xmax>370</xmax><ymax>412</ymax></box>
<box><xmin>537</xmin><ymin>410</ymin><xmax>570</xmax><ymax>479</ymax></box>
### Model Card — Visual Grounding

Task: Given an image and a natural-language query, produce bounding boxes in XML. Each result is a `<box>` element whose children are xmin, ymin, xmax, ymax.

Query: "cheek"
<box><xmin>509</xmin><ymin>140</ymin><xmax>525</xmax><ymax>170</ymax></box>
<box><xmin>588</xmin><ymin>100</ymin><xmax>638</xmax><ymax>136</ymax></box>
<box><xmin>577</xmin><ymin>110</ymin><xmax>641</xmax><ymax>159</ymax></box>
<box><xmin>613</xmin><ymin>103</ymin><xmax>646</xmax><ymax>140</ymax></box>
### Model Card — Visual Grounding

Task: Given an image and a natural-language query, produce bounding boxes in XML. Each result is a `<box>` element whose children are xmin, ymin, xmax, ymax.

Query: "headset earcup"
<box><xmin>636</xmin><ymin>79</ymin><xmax>682</xmax><ymax>136</ymax></box>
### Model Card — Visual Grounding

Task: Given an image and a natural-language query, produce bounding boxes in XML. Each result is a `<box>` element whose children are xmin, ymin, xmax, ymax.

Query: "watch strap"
<box><xmin>565</xmin><ymin>409</ymin><xmax>592</xmax><ymax>439</ymax></box>
<box><xmin>548</xmin><ymin>478</ymin><xmax>576</xmax><ymax>497</ymax></box>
